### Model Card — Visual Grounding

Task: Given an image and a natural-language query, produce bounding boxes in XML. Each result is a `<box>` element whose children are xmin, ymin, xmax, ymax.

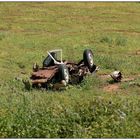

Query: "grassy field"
<box><xmin>0</xmin><ymin>2</ymin><xmax>140</xmax><ymax>138</ymax></box>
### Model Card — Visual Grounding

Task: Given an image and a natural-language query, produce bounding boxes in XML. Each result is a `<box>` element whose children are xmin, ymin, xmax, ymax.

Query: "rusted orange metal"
<box><xmin>29</xmin><ymin>49</ymin><xmax>97</xmax><ymax>89</ymax></box>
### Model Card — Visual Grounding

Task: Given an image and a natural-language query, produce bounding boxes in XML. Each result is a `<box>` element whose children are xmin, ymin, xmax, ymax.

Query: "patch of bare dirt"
<box><xmin>128</xmin><ymin>50</ymin><xmax>140</xmax><ymax>56</ymax></box>
<box><xmin>104</xmin><ymin>29</ymin><xmax>140</xmax><ymax>35</ymax></box>
<box><xmin>122</xmin><ymin>77</ymin><xmax>135</xmax><ymax>82</ymax></box>
<box><xmin>100</xmin><ymin>74</ymin><xmax>138</xmax><ymax>92</ymax></box>
<box><xmin>99</xmin><ymin>74</ymin><xmax>138</xmax><ymax>82</ymax></box>
<box><xmin>103</xmin><ymin>84</ymin><xmax>120</xmax><ymax>92</ymax></box>
<box><xmin>136</xmin><ymin>50</ymin><xmax>140</xmax><ymax>55</ymax></box>
<box><xmin>99</xmin><ymin>74</ymin><xmax>110</xmax><ymax>79</ymax></box>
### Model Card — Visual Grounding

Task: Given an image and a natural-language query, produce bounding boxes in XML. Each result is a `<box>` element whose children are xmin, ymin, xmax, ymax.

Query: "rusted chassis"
<box><xmin>30</xmin><ymin>60</ymin><xmax>96</xmax><ymax>89</ymax></box>
<box><xmin>30</xmin><ymin>49</ymin><xmax>96</xmax><ymax>89</ymax></box>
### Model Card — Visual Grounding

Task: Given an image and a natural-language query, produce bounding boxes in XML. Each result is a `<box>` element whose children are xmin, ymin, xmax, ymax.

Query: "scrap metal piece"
<box><xmin>33</xmin><ymin>62</ymin><xmax>39</xmax><ymax>72</ymax></box>
<box><xmin>31</xmin><ymin>66</ymin><xmax>58</xmax><ymax>79</ymax></box>
<box><xmin>110</xmin><ymin>71</ymin><xmax>122</xmax><ymax>82</ymax></box>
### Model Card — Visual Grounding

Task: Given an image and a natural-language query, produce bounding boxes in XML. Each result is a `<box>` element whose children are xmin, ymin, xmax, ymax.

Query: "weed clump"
<box><xmin>100</xmin><ymin>36</ymin><xmax>113</xmax><ymax>45</ymax></box>
<box><xmin>0</xmin><ymin>32</ymin><xmax>5</xmax><ymax>41</ymax></box>
<box><xmin>100</xmin><ymin>35</ymin><xmax>127</xmax><ymax>47</ymax></box>
<box><xmin>115</xmin><ymin>36</ymin><xmax>127</xmax><ymax>46</ymax></box>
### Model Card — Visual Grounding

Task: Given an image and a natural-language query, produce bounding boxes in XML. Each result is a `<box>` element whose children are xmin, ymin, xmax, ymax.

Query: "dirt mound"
<box><xmin>103</xmin><ymin>84</ymin><xmax>120</xmax><ymax>92</ymax></box>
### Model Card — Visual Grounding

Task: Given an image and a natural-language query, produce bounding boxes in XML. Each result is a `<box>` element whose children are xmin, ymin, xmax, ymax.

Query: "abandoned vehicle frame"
<box><xmin>29</xmin><ymin>49</ymin><xmax>97</xmax><ymax>90</ymax></box>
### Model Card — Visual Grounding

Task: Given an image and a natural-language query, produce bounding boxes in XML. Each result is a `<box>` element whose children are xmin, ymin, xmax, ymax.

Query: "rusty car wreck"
<box><xmin>29</xmin><ymin>49</ymin><xmax>97</xmax><ymax>90</ymax></box>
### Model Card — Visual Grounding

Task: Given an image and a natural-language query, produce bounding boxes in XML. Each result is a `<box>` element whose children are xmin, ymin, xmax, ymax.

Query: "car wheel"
<box><xmin>59</xmin><ymin>64</ymin><xmax>69</xmax><ymax>85</ymax></box>
<box><xmin>43</xmin><ymin>52</ymin><xmax>57</xmax><ymax>67</ymax></box>
<box><xmin>83</xmin><ymin>49</ymin><xmax>94</xmax><ymax>69</ymax></box>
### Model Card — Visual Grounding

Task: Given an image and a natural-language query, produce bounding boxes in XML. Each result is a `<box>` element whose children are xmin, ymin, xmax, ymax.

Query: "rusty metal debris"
<box><xmin>110</xmin><ymin>71</ymin><xmax>122</xmax><ymax>82</ymax></box>
<box><xmin>27</xmin><ymin>49</ymin><xmax>98</xmax><ymax>90</ymax></box>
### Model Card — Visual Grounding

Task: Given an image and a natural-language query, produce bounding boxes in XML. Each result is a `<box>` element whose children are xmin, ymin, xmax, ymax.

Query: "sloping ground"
<box><xmin>0</xmin><ymin>2</ymin><xmax>140</xmax><ymax>138</ymax></box>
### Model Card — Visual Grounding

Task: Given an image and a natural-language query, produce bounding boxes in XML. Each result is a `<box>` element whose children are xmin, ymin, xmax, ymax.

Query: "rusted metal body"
<box><xmin>31</xmin><ymin>62</ymin><xmax>92</xmax><ymax>85</ymax></box>
<box><xmin>31</xmin><ymin>66</ymin><xmax>58</xmax><ymax>83</ymax></box>
<box><xmin>30</xmin><ymin>49</ymin><xmax>97</xmax><ymax>89</ymax></box>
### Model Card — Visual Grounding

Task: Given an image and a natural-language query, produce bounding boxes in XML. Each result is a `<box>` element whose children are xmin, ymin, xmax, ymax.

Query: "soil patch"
<box><xmin>122</xmin><ymin>77</ymin><xmax>135</xmax><ymax>82</ymax></box>
<box><xmin>99</xmin><ymin>74</ymin><xmax>110</xmax><ymax>79</ymax></box>
<box><xmin>136</xmin><ymin>50</ymin><xmax>140</xmax><ymax>55</ymax></box>
<box><xmin>104</xmin><ymin>29</ymin><xmax>140</xmax><ymax>35</ymax></box>
<box><xmin>103</xmin><ymin>84</ymin><xmax>120</xmax><ymax>92</ymax></box>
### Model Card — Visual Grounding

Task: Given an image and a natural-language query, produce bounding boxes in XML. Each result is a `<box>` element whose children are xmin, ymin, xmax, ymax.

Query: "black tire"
<box><xmin>43</xmin><ymin>52</ymin><xmax>57</xmax><ymax>67</ymax></box>
<box><xmin>59</xmin><ymin>64</ymin><xmax>69</xmax><ymax>84</ymax></box>
<box><xmin>83</xmin><ymin>49</ymin><xmax>94</xmax><ymax>69</ymax></box>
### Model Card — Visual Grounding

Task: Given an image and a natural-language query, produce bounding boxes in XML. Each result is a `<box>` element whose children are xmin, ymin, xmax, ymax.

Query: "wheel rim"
<box><xmin>88</xmin><ymin>53</ymin><xmax>93</xmax><ymax>66</ymax></box>
<box><xmin>64</xmin><ymin>68</ymin><xmax>69</xmax><ymax>83</ymax></box>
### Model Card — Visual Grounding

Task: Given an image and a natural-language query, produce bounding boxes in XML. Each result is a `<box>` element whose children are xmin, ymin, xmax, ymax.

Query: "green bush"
<box><xmin>100</xmin><ymin>35</ymin><xmax>127</xmax><ymax>47</ymax></box>
<box><xmin>0</xmin><ymin>32</ymin><xmax>5</xmax><ymax>41</ymax></box>
<box><xmin>100</xmin><ymin>36</ymin><xmax>113</xmax><ymax>45</ymax></box>
<box><xmin>115</xmin><ymin>36</ymin><xmax>127</xmax><ymax>46</ymax></box>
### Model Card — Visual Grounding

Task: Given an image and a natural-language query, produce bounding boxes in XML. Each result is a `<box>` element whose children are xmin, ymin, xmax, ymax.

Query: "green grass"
<box><xmin>0</xmin><ymin>2</ymin><xmax>140</xmax><ymax>138</ymax></box>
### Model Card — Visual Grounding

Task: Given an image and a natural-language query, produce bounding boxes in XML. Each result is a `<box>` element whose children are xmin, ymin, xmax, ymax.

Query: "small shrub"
<box><xmin>80</xmin><ymin>75</ymin><xmax>103</xmax><ymax>90</ymax></box>
<box><xmin>96</xmin><ymin>53</ymin><xmax>128</xmax><ymax>71</ymax></box>
<box><xmin>100</xmin><ymin>36</ymin><xmax>113</xmax><ymax>45</ymax></box>
<box><xmin>100</xmin><ymin>35</ymin><xmax>127</xmax><ymax>47</ymax></box>
<box><xmin>115</xmin><ymin>36</ymin><xmax>127</xmax><ymax>46</ymax></box>
<box><xmin>0</xmin><ymin>32</ymin><xmax>5</xmax><ymax>41</ymax></box>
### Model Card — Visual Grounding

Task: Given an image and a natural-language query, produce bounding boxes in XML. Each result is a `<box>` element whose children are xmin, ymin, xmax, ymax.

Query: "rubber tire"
<box><xmin>43</xmin><ymin>52</ymin><xmax>57</xmax><ymax>67</ymax></box>
<box><xmin>83</xmin><ymin>49</ymin><xmax>94</xmax><ymax>69</ymax></box>
<box><xmin>59</xmin><ymin>64</ymin><xmax>69</xmax><ymax>84</ymax></box>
